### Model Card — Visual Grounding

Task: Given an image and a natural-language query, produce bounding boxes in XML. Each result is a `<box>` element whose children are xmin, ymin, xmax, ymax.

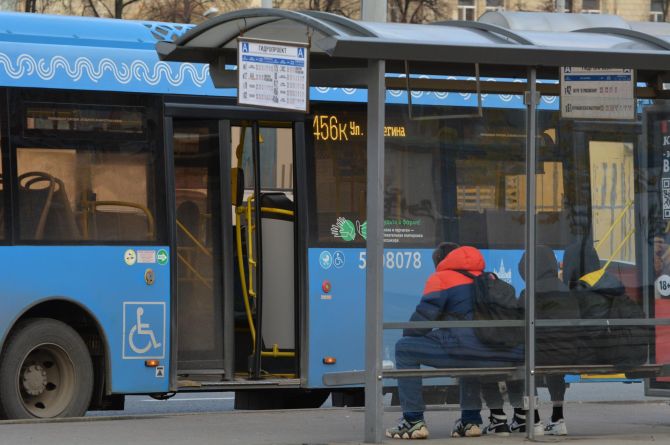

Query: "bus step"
<box><xmin>176</xmin><ymin>378</ymin><xmax>301</xmax><ymax>391</ymax></box>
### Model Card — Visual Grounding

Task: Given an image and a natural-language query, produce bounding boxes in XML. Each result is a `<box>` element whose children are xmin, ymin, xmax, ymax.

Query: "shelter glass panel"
<box><xmin>641</xmin><ymin>99</ymin><xmax>670</xmax><ymax>394</ymax></box>
<box><xmin>307</xmin><ymin>79</ymin><xmax>530</xmax><ymax>417</ymax></box>
<box><xmin>532</xmin><ymin>91</ymin><xmax>667</xmax><ymax>405</ymax></box>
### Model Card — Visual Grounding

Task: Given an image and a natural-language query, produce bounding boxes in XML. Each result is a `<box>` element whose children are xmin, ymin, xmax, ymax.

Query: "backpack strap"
<box><xmin>455</xmin><ymin>269</ymin><xmax>476</xmax><ymax>280</ymax></box>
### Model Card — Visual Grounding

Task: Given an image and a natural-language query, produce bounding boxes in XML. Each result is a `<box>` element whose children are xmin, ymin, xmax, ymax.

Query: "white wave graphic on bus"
<box><xmin>0</xmin><ymin>52</ymin><xmax>209</xmax><ymax>86</ymax></box>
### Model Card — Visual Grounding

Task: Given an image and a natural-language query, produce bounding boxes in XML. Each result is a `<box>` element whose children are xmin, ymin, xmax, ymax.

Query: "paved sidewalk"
<box><xmin>1</xmin><ymin>400</ymin><xmax>670</xmax><ymax>445</ymax></box>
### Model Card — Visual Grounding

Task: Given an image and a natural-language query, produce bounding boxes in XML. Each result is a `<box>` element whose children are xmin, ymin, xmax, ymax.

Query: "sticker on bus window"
<box><xmin>122</xmin><ymin>302</ymin><xmax>166</xmax><ymax>360</ymax></box>
<box><xmin>157</xmin><ymin>249</ymin><xmax>168</xmax><ymax>266</ymax></box>
<box><xmin>319</xmin><ymin>251</ymin><xmax>333</xmax><ymax>269</ymax></box>
<box><xmin>333</xmin><ymin>251</ymin><xmax>345</xmax><ymax>269</ymax></box>
<box><xmin>137</xmin><ymin>250</ymin><xmax>156</xmax><ymax>264</ymax></box>
<box><xmin>124</xmin><ymin>249</ymin><xmax>137</xmax><ymax>266</ymax></box>
<box><xmin>330</xmin><ymin>218</ymin><xmax>367</xmax><ymax>242</ymax></box>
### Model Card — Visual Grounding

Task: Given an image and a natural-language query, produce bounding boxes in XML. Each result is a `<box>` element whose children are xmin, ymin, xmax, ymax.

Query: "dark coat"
<box><xmin>519</xmin><ymin>246</ymin><xmax>585</xmax><ymax>365</ymax></box>
<box><xmin>404</xmin><ymin>246</ymin><xmax>523</xmax><ymax>361</ymax></box>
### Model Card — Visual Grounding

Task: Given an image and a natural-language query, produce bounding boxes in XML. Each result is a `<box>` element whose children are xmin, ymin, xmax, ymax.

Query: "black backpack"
<box><xmin>456</xmin><ymin>270</ymin><xmax>524</xmax><ymax>349</ymax></box>
<box><xmin>576</xmin><ymin>280</ymin><xmax>649</xmax><ymax>367</ymax></box>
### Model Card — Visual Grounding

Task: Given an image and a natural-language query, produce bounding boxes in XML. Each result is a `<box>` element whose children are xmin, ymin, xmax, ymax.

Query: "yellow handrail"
<box><xmin>87</xmin><ymin>200</ymin><xmax>155</xmax><ymax>239</ymax></box>
<box><xmin>260</xmin><ymin>207</ymin><xmax>294</xmax><ymax>217</ymax></box>
<box><xmin>236</xmin><ymin>199</ymin><xmax>295</xmax><ymax>355</ymax></box>
<box><xmin>246</xmin><ymin>196</ymin><xmax>257</xmax><ymax>300</ymax></box>
<box><xmin>260</xmin><ymin>344</ymin><xmax>295</xmax><ymax>358</ymax></box>
<box><xmin>581</xmin><ymin>228</ymin><xmax>636</xmax><ymax>287</ymax></box>
<box><xmin>176</xmin><ymin>252</ymin><xmax>213</xmax><ymax>290</ymax></box>
<box><xmin>176</xmin><ymin>219</ymin><xmax>212</xmax><ymax>258</ymax></box>
<box><xmin>594</xmin><ymin>200</ymin><xmax>633</xmax><ymax>253</ymax></box>
<box><xmin>235</xmin><ymin>209</ymin><xmax>257</xmax><ymax>349</ymax></box>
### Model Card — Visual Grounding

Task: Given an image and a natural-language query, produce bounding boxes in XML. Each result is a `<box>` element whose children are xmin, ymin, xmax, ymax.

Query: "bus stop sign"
<box><xmin>238</xmin><ymin>38</ymin><xmax>309</xmax><ymax>112</ymax></box>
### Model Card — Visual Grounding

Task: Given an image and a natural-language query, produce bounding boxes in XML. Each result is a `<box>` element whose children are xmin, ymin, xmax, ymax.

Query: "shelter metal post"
<box><xmin>524</xmin><ymin>67</ymin><xmax>538</xmax><ymax>440</ymax></box>
<box><xmin>364</xmin><ymin>58</ymin><xmax>386</xmax><ymax>444</ymax></box>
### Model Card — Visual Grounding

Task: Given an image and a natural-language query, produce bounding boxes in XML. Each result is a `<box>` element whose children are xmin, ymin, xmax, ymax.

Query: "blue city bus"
<box><xmin>0</xmin><ymin>10</ymin><xmax>664</xmax><ymax>419</ymax></box>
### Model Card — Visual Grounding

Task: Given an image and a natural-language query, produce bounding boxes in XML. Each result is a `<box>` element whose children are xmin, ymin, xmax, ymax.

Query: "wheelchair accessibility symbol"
<box><xmin>122</xmin><ymin>302</ymin><xmax>166</xmax><ymax>359</ymax></box>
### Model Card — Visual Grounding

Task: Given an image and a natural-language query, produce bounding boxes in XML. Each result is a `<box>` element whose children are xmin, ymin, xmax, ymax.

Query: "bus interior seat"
<box><xmin>259</xmin><ymin>192</ymin><xmax>295</xmax><ymax>351</ymax></box>
<box><xmin>19</xmin><ymin>171</ymin><xmax>81</xmax><ymax>240</ymax></box>
<box><xmin>89</xmin><ymin>207</ymin><xmax>153</xmax><ymax>241</ymax></box>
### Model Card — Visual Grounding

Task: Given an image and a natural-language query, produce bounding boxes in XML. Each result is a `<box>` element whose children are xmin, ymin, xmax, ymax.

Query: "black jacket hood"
<box><xmin>518</xmin><ymin>245</ymin><xmax>567</xmax><ymax>294</ymax></box>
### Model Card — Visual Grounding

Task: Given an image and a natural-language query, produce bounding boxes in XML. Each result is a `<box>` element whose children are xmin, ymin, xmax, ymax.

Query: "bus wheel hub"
<box><xmin>22</xmin><ymin>365</ymin><xmax>47</xmax><ymax>396</ymax></box>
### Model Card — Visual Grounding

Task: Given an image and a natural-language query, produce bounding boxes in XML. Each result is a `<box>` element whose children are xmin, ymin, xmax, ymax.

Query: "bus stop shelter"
<box><xmin>158</xmin><ymin>8</ymin><xmax>670</xmax><ymax>442</ymax></box>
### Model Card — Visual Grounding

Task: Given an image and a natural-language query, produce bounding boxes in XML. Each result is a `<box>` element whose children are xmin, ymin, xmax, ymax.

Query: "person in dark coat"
<box><xmin>386</xmin><ymin>244</ymin><xmax>523</xmax><ymax>440</ymax></box>
<box><xmin>518</xmin><ymin>245</ymin><xmax>585</xmax><ymax>436</ymax></box>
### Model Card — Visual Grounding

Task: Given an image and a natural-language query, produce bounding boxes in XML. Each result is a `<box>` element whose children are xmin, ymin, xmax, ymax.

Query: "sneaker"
<box><xmin>545</xmin><ymin>418</ymin><xmax>568</xmax><ymax>436</ymax></box>
<box><xmin>385</xmin><ymin>418</ymin><xmax>429</xmax><ymax>440</ymax></box>
<box><xmin>483</xmin><ymin>414</ymin><xmax>511</xmax><ymax>436</ymax></box>
<box><xmin>452</xmin><ymin>419</ymin><xmax>482</xmax><ymax>438</ymax></box>
<box><xmin>510</xmin><ymin>414</ymin><xmax>545</xmax><ymax>436</ymax></box>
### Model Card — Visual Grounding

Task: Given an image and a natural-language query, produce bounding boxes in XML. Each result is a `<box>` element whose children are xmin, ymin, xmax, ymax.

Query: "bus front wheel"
<box><xmin>0</xmin><ymin>318</ymin><xmax>94</xmax><ymax>419</ymax></box>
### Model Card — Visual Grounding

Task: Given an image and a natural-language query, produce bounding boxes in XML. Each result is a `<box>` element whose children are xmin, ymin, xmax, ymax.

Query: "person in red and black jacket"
<box><xmin>386</xmin><ymin>244</ymin><xmax>524</xmax><ymax>440</ymax></box>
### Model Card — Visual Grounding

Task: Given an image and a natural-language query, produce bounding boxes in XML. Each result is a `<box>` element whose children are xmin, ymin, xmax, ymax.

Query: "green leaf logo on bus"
<box><xmin>330</xmin><ymin>218</ymin><xmax>367</xmax><ymax>242</ymax></box>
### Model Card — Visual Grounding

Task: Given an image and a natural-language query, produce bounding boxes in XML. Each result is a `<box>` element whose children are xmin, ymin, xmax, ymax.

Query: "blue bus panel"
<box><xmin>307</xmin><ymin>247</ymin><xmax>558</xmax><ymax>388</ymax></box>
<box><xmin>0</xmin><ymin>246</ymin><xmax>170</xmax><ymax>394</ymax></box>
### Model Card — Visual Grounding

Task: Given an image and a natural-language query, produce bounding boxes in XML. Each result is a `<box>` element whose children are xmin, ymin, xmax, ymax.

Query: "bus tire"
<box><xmin>0</xmin><ymin>318</ymin><xmax>94</xmax><ymax>419</ymax></box>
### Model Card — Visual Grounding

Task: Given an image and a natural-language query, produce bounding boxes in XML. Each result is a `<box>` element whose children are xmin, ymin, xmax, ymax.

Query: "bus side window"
<box><xmin>18</xmin><ymin>171</ymin><xmax>80</xmax><ymax>240</ymax></box>
<box><xmin>16</xmin><ymin>148</ymin><xmax>158</xmax><ymax>242</ymax></box>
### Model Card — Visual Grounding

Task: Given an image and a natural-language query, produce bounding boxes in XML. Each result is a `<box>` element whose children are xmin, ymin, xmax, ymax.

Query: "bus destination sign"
<box><xmin>238</xmin><ymin>38</ymin><xmax>309</xmax><ymax>112</ymax></box>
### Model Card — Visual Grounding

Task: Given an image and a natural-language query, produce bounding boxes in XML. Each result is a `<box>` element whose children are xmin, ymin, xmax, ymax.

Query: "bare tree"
<box><xmin>274</xmin><ymin>0</ymin><xmax>358</xmax><ymax>18</ymax></box>
<box><xmin>139</xmin><ymin>0</ymin><xmax>251</xmax><ymax>23</ymax></box>
<box><xmin>142</xmin><ymin>0</ymin><xmax>209</xmax><ymax>23</ymax></box>
<box><xmin>17</xmin><ymin>0</ymin><xmax>60</xmax><ymax>13</ymax></box>
<box><xmin>83</xmin><ymin>0</ymin><xmax>141</xmax><ymax>18</ymax></box>
<box><xmin>388</xmin><ymin>0</ymin><xmax>444</xmax><ymax>23</ymax></box>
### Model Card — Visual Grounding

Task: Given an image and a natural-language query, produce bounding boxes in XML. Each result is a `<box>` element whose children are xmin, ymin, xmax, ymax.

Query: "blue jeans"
<box><xmin>395</xmin><ymin>335</ymin><xmax>519</xmax><ymax>424</ymax></box>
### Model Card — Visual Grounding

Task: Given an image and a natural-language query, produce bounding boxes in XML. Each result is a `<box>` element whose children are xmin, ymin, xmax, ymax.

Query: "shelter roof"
<box><xmin>157</xmin><ymin>9</ymin><xmax>670</xmax><ymax>74</ymax></box>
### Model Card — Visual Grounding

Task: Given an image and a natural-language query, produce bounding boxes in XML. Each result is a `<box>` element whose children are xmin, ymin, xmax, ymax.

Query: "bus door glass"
<box><xmin>172</xmin><ymin>119</ymin><xmax>225</xmax><ymax>371</ymax></box>
<box><xmin>230</xmin><ymin>121</ymin><xmax>297</xmax><ymax>378</ymax></box>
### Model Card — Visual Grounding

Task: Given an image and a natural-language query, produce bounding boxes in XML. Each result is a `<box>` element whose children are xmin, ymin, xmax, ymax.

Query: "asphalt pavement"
<box><xmin>1</xmin><ymin>383</ymin><xmax>670</xmax><ymax>445</ymax></box>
